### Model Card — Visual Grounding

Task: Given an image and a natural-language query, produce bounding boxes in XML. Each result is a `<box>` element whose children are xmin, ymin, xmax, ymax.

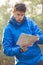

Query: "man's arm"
<box><xmin>30</xmin><ymin>20</ymin><xmax>43</xmax><ymax>44</ymax></box>
<box><xmin>2</xmin><ymin>27</ymin><xmax>21</xmax><ymax>56</ymax></box>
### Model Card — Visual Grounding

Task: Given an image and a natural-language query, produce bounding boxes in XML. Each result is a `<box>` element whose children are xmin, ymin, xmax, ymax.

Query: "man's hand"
<box><xmin>25</xmin><ymin>36</ymin><xmax>39</xmax><ymax>46</ymax></box>
<box><xmin>20</xmin><ymin>44</ymin><xmax>28</xmax><ymax>52</ymax></box>
<box><xmin>20</xmin><ymin>36</ymin><xmax>39</xmax><ymax>52</ymax></box>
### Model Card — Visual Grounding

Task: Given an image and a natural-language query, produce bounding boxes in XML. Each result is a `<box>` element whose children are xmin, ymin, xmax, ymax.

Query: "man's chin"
<box><xmin>18</xmin><ymin>20</ymin><xmax>22</xmax><ymax>23</ymax></box>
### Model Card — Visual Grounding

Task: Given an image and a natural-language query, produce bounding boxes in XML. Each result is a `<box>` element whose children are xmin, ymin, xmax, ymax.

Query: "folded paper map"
<box><xmin>16</xmin><ymin>33</ymin><xmax>38</xmax><ymax>46</ymax></box>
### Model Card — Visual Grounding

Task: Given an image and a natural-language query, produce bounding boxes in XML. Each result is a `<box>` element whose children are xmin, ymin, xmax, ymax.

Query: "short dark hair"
<box><xmin>14</xmin><ymin>3</ymin><xmax>26</xmax><ymax>12</ymax></box>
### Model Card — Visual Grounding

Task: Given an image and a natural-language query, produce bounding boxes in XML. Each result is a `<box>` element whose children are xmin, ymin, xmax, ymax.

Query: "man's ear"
<box><xmin>12</xmin><ymin>6</ymin><xmax>16</xmax><ymax>14</ymax></box>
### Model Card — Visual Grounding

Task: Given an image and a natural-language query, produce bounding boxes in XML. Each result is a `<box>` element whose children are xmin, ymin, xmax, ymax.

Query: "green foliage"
<box><xmin>0</xmin><ymin>0</ymin><xmax>11</xmax><ymax>49</ymax></box>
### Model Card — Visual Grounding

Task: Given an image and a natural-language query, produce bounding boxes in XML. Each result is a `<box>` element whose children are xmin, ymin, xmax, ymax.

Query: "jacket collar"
<box><xmin>10</xmin><ymin>16</ymin><xmax>27</xmax><ymax>28</ymax></box>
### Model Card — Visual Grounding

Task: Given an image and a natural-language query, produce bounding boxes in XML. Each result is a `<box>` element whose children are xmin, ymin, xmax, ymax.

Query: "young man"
<box><xmin>2</xmin><ymin>3</ymin><xmax>43</xmax><ymax>65</ymax></box>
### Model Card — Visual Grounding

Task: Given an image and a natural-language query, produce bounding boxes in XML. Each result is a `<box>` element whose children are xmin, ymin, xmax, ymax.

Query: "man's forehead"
<box><xmin>16</xmin><ymin>11</ymin><xmax>25</xmax><ymax>14</ymax></box>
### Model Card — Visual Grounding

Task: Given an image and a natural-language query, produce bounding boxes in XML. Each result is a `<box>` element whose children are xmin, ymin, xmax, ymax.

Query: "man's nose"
<box><xmin>19</xmin><ymin>15</ymin><xmax>22</xmax><ymax>19</ymax></box>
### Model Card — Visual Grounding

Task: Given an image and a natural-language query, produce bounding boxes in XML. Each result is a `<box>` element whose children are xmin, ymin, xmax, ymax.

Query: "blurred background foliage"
<box><xmin>0</xmin><ymin>0</ymin><xmax>43</xmax><ymax>49</ymax></box>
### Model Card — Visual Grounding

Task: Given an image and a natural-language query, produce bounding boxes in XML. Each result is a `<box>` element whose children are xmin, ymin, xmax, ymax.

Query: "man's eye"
<box><xmin>17</xmin><ymin>14</ymin><xmax>24</xmax><ymax>16</ymax></box>
<box><xmin>17</xmin><ymin>14</ymin><xmax>20</xmax><ymax>16</ymax></box>
<box><xmin>21</xmin><ymin>14</ymin><xmax>24</xmax><ymax>16</ymax></box>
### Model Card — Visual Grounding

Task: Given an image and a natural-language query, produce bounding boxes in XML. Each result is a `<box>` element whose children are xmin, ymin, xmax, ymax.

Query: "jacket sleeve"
<box><xmin>30</xmin><ymin>20</ymin><xmax>43</xmax><ymax>44</ymax></box>
<box><xmin>2</xmin><ymin>27</ymin><xmax>21</xmax><ymax>56</ymax></box>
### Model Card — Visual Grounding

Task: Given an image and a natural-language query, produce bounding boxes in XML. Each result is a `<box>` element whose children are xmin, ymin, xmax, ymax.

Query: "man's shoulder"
<box><xmin>26</xmin><ymin>17</ymin><xmax>33</xmax><ymax>25</ymax></box>
<box><xmin>4</xmin><ymin>22</ymin><xmax>13</xmax><ymax>32</ymax></box>
<box><xmin>26</xmin><ymin>17</ymin><xmax>36</xmax><ymax>26</ymax></box>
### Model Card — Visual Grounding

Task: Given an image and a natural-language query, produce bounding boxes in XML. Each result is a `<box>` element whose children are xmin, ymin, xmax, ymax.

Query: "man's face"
<box><xmin>13</xmin><ymin>11</ymin><xmax>25</xmax><ymax>23</ymax></box>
